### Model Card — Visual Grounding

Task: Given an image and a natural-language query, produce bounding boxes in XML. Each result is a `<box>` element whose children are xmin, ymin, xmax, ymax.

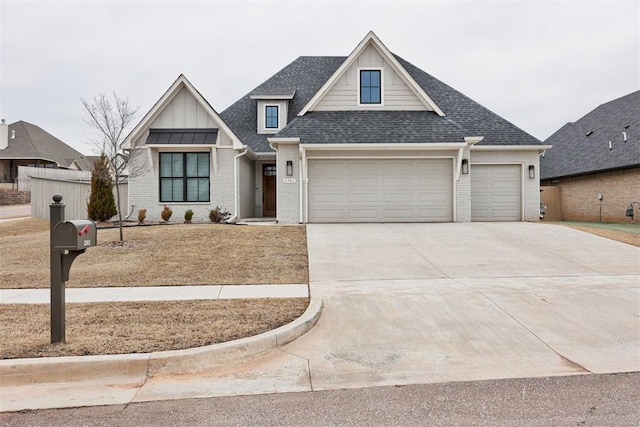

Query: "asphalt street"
<box><xmin>2</xmin><ymin>373</ymin><xmax>638</xmax><ymax>426</ymax></box>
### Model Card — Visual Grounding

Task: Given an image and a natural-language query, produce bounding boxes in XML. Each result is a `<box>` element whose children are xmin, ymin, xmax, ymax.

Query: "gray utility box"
<box><xmin>54</xmin><ymin>220</ymin><xmax>97</xmax><ymax>251</ymax></box>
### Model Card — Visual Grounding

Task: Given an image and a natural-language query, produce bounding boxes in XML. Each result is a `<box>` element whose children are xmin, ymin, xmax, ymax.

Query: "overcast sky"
<box><xmin>1</xmin><ymin>0</ymin><xmax>638</xmax><ymax>155</ymax></box>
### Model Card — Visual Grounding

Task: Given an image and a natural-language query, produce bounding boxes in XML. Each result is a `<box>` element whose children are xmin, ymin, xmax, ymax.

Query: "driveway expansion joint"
<box><xmin>454</xmin><ymin>277</ymin><xmax>593</xmax><ymax>374</ymax></box>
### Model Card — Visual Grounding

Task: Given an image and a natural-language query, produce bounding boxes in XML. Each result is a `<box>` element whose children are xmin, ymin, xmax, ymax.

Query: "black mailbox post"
<box><xmin>50</xmin><ymin>194</ymin><xmax>97</xmax><ymax>344</ymax></box>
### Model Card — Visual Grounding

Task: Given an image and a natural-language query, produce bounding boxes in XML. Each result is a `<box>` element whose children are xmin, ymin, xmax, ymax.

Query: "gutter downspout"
<box><xmin>455</xmin><ymin>147</ymin><xmax>464</xmax><ymax>181</ymax></box>
<box><xmin>227</xmin><ymin>146</ymin><xmax>248</xmax><ymax>224</ymax></box>
<box><xmin>299</xmin><ymin>146</ymin><xmax>305</xmax><ymax>223</ymax></box>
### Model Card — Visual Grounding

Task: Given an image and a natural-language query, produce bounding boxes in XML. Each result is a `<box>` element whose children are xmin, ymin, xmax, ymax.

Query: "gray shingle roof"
<box><xmin>221</xmin><ymin>54</ymin><xmax>542</xmax><ymax>153</ymax></box>
<box><xmin>396</xmin><ymin>56</ymin><xmax>542</xmax><ymax>146</ymax></box>
<box><xmin>146</xmin><ymin>128</ymin><xmax>218</xmax><ymax>145</ymax></box>
<box><xmin>540</xmin><ymin>91</ymin><xmax>640</xmax><ymax>180</ymax></box>
<box><xmin>220</xmin><ymin>56</ymin><xmax>345</xmax><ymax>153</ymax></box>
<box><xmin>277</xmin><ymin>111</ymin><xmax>466</xmax><ymax>143</ymax></box>
<box><xmin>0</xmin><ymin>121</ymin><xmax>93</xmax><ymax>170</ymax></box>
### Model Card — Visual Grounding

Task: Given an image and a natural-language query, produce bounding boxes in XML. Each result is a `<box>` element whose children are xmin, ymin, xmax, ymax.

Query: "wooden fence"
<box><xmin>540</xmin><ymin>186</ymin><xmax>562</xmax><ymax>221</ymax></box>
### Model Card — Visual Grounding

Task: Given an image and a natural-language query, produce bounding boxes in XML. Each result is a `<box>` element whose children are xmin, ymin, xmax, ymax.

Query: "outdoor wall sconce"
<box><xmin>528</xmin><ymin>165</ymin><xmax>535</xmax><ymax>179</ymax></box>
<box><xmin>461</xmin><ymin>159</ymin><xmax>469</xmax><ymax>174</ymax></box>
<box><xmin>286</xmin><ymin>160</ymin><xmax>293</xmax><ymax>176</ymax></box>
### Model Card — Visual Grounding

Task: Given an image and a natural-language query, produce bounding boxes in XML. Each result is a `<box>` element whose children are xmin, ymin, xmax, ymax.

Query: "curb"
<box><xmin>0</xmin><ymin>298</ymin><xmax>322</xmax><ymax>386</ymax></box>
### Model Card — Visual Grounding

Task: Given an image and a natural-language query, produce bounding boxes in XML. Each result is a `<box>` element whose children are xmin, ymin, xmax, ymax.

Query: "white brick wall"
<box><xmin>128</xmin><ymin>147</ymin><xmax>236</xmax><ymax>223</ymax></box>
<box><xmin>210</xmin><ymin>148</ymin><xmax>235</xmax><ymax>215</ymax></box>
<box><xmin>276</xmin><ymin>145</ymin><xmax>301</xmax><ymax>224</ymax></box>
<box><xmin>456</xmin><ymin>147</ymin><xmax>472</xmax><ymax>222</ymax></box>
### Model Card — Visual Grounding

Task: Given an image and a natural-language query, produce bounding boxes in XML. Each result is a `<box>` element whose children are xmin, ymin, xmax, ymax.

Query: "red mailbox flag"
<box><xmin>79</xmin><ymin>225</ymin><xmax>90</xmax><ymax>236</ymax></box>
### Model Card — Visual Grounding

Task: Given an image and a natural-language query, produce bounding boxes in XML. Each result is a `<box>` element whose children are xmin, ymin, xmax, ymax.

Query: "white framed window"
<box><xmin>265</xmin><ymin>105</ymin><xmax>279</xmax><ymax>129</ymax></box>
<box><xmin>358</xmin><ymin>68</ymin><xmax>383</xmax><ymax>106</ymax></box>
<box><xmin>257</xmin><ymin>100</ymin><xmax>288</xmax><ymax>134</ymax></box>
<box><xmin>159</xmin><ymin>152</ymin><xmax>210</xmax><ymax>202</ymax></box>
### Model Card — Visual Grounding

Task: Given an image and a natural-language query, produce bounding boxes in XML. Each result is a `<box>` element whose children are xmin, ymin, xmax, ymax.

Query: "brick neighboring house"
<box><xmin>126</xmin><ymin>32</ymin><xmax>549</xmax><ymax>224</ymax></box>
<box><xmin>0</xmin><ymin>120</ymin><xmax>93</xmax><ymax>182</ymax></box>
<box><xmin>540</xmin><ymin>91</ymin><xmax>640</xmax><ymax>222</ymax></box>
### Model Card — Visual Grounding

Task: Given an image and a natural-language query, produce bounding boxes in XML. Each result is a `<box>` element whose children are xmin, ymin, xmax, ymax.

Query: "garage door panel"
<box><xmin>348</xmin><ymin>193</ymin><xmax>379</xmax><ymax>203</ymax></box>
<box><xmin>471</xmin><ymin>164</ymin><xmax>521</xmax><ymax>221</ymax></box>
<box><xmin>309</xmin><ymin>159</ymin><xmax>453</xmax><ymax>222</ymax></box>
<box><xmin>383</xmin><ymin>192</ymin><xmax>415</xmax><ymax>203</ymax></box>
<box><xmin>348</xmin><ymin>209</ymin><xmax>379</xmax><ymax>220</ymax></box>
<box><xmin>313</xmin><ymin>192</ymin><xmax>345</xmax><ymax>202</ymax></box>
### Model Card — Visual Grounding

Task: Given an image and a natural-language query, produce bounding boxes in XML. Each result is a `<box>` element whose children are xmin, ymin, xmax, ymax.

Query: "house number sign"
<box><xmin>283</xmin><ymin>178</ymin><xmax>296</xmax><ymax>184</ymax></box>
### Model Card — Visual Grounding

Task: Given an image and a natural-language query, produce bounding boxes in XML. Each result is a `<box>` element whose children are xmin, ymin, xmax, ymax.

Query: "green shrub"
<box><xmin>184</xmin><ymin>209</ymin><xmax>194</xmax><ymax>223</ymax></box>
<box><xmin>209</xmin><ymin>206</ymin><xmax>230</xmax><ymax>223</ymax></box>
<box><xmin>87</xmin><ymin>154</ymin><xmax>117</xmax><ymax>222</ymax></box>
<box><xmin>161</xmin><ymin>205</ymin><xmax>173</xmax><ymax>222</ymax></box>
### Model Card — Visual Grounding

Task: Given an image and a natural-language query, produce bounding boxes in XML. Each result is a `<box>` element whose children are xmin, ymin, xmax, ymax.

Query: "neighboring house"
<box><xmin>126</xmin><ymin>32</ymin><xmax>548</xmax><ymax>224</ymax></box>
<box><xmin>540</xmin><ymin>91</ymin><xmax>640</xmax><ymax>222</ymax></box>
<box><xmin>0</xmin><ymin>120</ymin><xmax>94</xmax><ymax>183</ymax></box>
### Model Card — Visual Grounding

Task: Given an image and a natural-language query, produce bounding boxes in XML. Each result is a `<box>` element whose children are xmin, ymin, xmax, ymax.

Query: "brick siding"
<box><xmin>276</xmin><ymin>145</ymin><xmax>301</xmax><ymax>224</ymax></box>
<box><xmin>0</xmin><ymin>190</ymin><xmax>30</xmax><ymax>205</ymax></box>
<box><xmin>543</xmin><ymin>167</ymin><xmax>640</xmax><ymax>222</ymax></box>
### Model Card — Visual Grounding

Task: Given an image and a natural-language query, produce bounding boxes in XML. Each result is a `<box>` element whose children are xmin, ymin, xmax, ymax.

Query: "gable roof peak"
<box><xmin>123</xmin><ymin>74</ymin><xmax>244</xmax><ymax>150</ymax></box>
<box><xmin>298</xmin><ymin>31</ymin><xmax>445</xmax><ymax>116</ymax></box>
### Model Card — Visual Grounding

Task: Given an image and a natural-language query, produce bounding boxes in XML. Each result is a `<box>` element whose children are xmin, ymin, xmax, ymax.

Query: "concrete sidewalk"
<box><xmin>0</xmin><ymin>204</ymin><xmax>30</xmax><ymax>220</ymax></box>
<box><xmin>0</xmin><ymin>284</ymin><xmax>309</xmax><ymax>304</ymax></box>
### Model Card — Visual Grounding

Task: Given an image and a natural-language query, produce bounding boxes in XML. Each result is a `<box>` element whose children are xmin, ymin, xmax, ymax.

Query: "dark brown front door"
<box><xmin>262</xmin><ymin>164</ymin><xmax>276</xmax><ymax>217</ymax></box>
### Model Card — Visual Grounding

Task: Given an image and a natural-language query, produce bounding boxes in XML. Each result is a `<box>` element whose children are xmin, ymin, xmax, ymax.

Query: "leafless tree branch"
<box><xmin>81</xmin><ymin>93</ymin><xmax>139</xmax><ymax>241</ymax></box>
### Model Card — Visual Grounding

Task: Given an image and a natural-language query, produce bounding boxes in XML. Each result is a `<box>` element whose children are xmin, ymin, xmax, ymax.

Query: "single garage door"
<box><xmin>471</xmin><ymin>164</ymin><xmax>522</xmax><ymax>221</ymax></box>
<box><xmin>308</xmin><ymin>158</ymin><xmax>453</xmax><ymax>222</ymax></box>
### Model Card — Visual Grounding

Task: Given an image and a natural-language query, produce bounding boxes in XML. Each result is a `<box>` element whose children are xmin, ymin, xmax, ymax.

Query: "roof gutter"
<box><xmin>471</xmin><ymin>144</ymin><xmax>553</xmax><ymax>152</ymax></box>
<box><xmin>300</xmin><ymin>142</ymin><xmax>467</xmax><ymax>150</ymax></box>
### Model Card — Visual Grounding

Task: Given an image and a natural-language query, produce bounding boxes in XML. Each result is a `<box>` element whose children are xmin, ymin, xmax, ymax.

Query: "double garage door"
<box><xmin>308</xmin><ymin>158</ymin><xmax>453</xmax><ymax>222</ymax></box>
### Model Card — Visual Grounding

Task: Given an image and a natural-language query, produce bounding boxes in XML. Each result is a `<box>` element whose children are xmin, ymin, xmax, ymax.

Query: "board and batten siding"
<box><xmin>150</xmin><ymin>87</ymin><xmax>219</xmax><ymax>129</ymax></box>
<box><xmin>313</xmin><ymin>45</ymin><xmax>428</xmax><ymax>111</ymax></box>
<box><xmin>30</xmin><ymin>176</ymin><xmax>127</xmax><ymax>221</ymax></box>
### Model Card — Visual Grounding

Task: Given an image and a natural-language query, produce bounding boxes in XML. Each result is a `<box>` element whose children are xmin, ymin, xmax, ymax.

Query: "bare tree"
<box><xmin>82</xmin><ymin>93</ymin><xmax>138</xmax><ymax>241</ymax></box>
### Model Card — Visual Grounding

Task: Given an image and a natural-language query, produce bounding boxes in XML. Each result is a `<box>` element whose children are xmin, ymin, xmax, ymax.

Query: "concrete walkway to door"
<box><xmin>290</xmin><ymin>222</ymin><xmax>640</xmax><ymax>390</ymax></box>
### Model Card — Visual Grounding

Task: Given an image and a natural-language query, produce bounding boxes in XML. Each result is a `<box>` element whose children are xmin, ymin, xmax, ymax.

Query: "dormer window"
<box><xmin>250</xmin><ymin>90</ymin><xmax>295</xmax><ymax>134</ymax></box>
<box><xmin>359</xmin><ymin>69</ymin><xmax>382</xmax><ymax>105</ymax></box>
<box><xmin>265</xmin><ymin>106</ymin><xmax>279</xmax><ymax>129</ymax></box>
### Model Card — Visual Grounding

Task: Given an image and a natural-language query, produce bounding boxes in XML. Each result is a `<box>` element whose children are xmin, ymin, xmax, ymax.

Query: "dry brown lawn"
<box><xmin>0</xmin><ymin>219</ymin><xmax>308</xmax><ymax>289</ymax></box>
<box><xmin>0</xmin><ymin>298</ymin><xmax>309</xmax><ymax>359</ymax></box>
<box><xmin>562</xmin><ymin>225</ymin><xmax>640</xmax><ymax>247</ymax></box>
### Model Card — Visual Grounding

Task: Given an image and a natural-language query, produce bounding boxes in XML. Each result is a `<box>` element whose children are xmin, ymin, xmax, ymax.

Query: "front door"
<box><xmin>262</xmin><ymin>164</ymin><xmax>277</xmax><ymax>217</ymax></box>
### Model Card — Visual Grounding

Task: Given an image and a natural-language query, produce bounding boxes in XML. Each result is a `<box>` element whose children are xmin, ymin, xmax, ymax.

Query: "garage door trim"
<box><xmin>470</xmin><ymin>162</ymin><xmax>524</xmax><ymax>221</ymax></box>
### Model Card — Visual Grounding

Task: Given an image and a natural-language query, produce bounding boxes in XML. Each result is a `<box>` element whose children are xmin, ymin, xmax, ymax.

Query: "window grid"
<box><xmin>159</xmin><ymin>152</ymin><xmax>210</xmax><ymax>202</ymax></box>
<box><xmin>360</xmin><ymin>70</ymin><xmax>382</xmax><ymax>105</ymax></box>
<box><xmin>265</xmin><ymin>106</ymin><xmax>279</xmax><ymax>129</ymax></box>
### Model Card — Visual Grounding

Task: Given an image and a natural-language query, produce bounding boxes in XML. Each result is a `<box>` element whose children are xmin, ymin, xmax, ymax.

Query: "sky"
<box><xmin>1</xmin><ymin>0</ymin><xmax>638</xmax><ymax>155</ymax></box>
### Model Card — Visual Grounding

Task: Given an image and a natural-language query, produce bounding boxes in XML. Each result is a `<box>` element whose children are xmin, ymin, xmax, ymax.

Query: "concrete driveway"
<box><xmin>281</xmin><ymin>222</ymin><xmax>640</xmax><ymax>390</ymax></box>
